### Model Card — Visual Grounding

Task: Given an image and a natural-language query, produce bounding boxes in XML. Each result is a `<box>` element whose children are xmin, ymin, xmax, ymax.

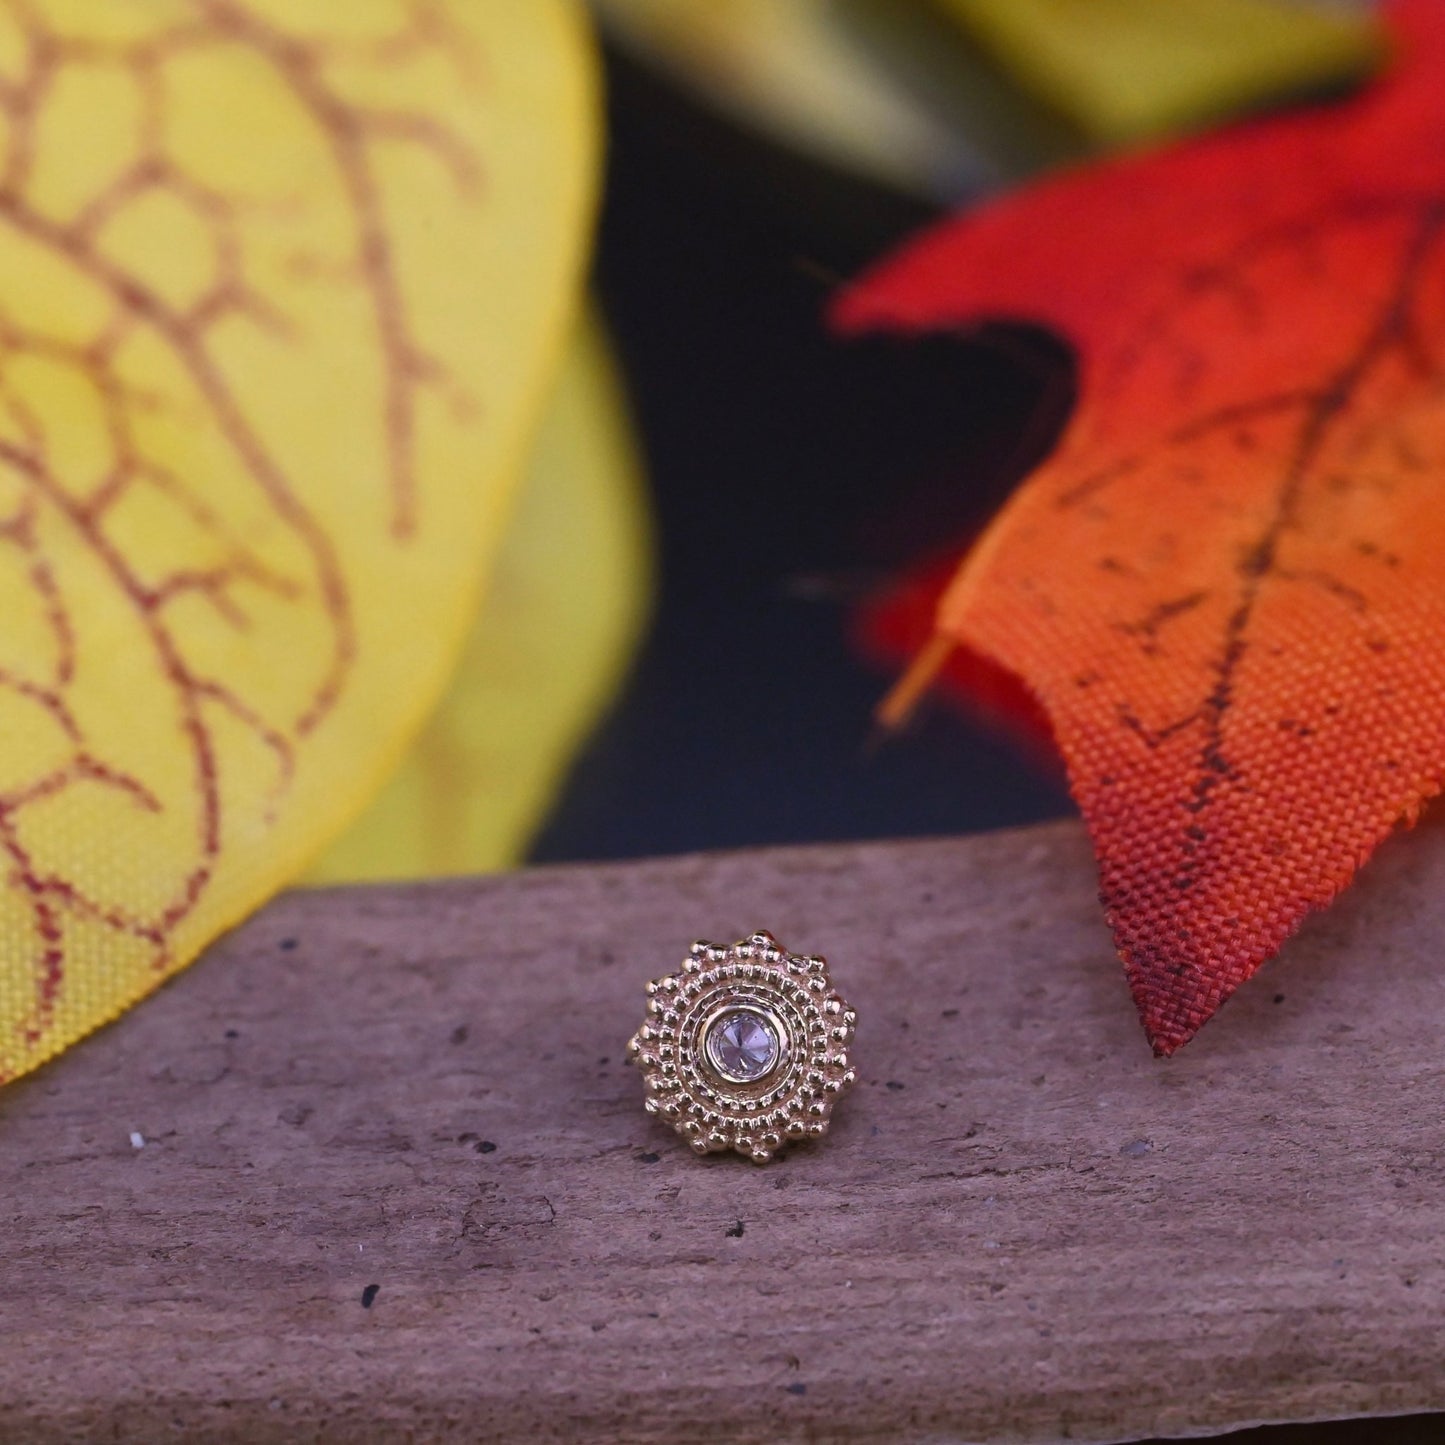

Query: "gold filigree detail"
<box><xmin>629</xmin><ymin>931</ymin><xmax>858</xmax><ymax>1164</ymax></box>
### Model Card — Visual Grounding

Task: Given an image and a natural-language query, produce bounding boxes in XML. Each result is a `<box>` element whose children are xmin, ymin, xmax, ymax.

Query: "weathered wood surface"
<box><xmin>6</xmin><ymin>819</ymin><xmax>1445</xmax><ymax>1443</ymax></box>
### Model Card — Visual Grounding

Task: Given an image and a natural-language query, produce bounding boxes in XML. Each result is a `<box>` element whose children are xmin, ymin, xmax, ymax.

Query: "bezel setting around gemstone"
<box><xmin>628</xmin><ymin>931</ymin><xmax>858</xmax><ymax>1163</ymax></box>
<box><xmin>702</xmin><ymin>1004</ymin><xmax>785</xmax><ymax>1085</ymax></box>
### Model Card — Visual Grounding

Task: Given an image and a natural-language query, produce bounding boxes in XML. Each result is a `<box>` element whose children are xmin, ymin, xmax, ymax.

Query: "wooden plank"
<box><xmin>5</xmin><ymin>818</ymin><xmax>1445</xmax><ymax>1443</ymax></box>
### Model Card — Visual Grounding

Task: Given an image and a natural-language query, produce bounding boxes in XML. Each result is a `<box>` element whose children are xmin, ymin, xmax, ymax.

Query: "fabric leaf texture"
<box><xmin>0</xmin><ymin>0</ymin><xmax>597</xmax><ymax>1082</ymax></box>
<box><xmin>836</xmin><ymin>0</ymin><xmax>1445</xmax><ymax>1052</ymax></box>
<box><xmin>311</xmin><ymin>310</ymin><xmax>650</xmax><ymax>882</ymax></box>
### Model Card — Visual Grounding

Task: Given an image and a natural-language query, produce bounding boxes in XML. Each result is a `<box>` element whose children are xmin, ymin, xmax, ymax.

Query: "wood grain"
<box><xmin>6</xmin><ymin>819</ymin><xmax>1445</xmax><ymax>1443</ymax></box>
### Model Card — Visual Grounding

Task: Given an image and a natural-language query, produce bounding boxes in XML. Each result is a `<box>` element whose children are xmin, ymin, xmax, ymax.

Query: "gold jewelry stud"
<box><xmin>628</xmin><ymin>931</ymin><xmax>858</xmax><ymax>1163</ymax></box>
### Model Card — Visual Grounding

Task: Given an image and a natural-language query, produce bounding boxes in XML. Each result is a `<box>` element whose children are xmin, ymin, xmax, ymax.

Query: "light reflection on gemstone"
<box><xmin>705</xmin><ymin>1008</ymin><xmax>780</xmax><ymax>1082</ymax></box>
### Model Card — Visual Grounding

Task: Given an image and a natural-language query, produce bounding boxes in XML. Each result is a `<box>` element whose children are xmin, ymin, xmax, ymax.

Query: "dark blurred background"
<box><xmin>532</xmin><ymin>42</ymin><xmax>1076</xmax><ymax>865</ymax></box>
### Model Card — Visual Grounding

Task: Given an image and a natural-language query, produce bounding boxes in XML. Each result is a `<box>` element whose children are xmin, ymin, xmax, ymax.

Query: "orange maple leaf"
<box><xmin>835</xmin><ymin>0</ymin><xmax>1445</xmax><ymax>1053</ymax></box>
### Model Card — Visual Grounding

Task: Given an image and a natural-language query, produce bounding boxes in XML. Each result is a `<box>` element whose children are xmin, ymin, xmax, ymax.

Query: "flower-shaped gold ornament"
<box><xmin>628</xmin><ymin>932</ymin><xmax>858</xmax><ymax>1162</ymax></box>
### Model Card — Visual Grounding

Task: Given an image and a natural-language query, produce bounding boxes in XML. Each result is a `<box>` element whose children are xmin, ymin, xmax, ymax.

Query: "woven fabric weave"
<box><xmin>837</xmin><ymin>0</ymin><xmax>1445</xmax><ymax>1051</ymax></box>
<box><xmin>0</xmin><ymin>1</ymin><xmax>596</xmax><ymax>1083</ymax></box>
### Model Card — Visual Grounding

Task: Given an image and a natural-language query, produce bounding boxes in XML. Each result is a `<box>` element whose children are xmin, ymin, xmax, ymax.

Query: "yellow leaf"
<box><xmin>0</xmin><ymin>0</ymin><xmax>598</xmax><ymax>1083</ymax></box>
<box><xmin>311</xmin><ymin>309</ymin><xmax>651</xmax><ymax>882</ymax></box>
<box><xmin>939</xmin><ymin>0</ymin><xmax>1383</xmax><ymax>144</ymax></box>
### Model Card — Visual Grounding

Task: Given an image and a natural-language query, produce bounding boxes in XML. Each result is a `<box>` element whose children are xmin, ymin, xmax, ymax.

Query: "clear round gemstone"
<box><xmin>705</xmin><ymin>1009</ymin><xmax>780</xmax><ymax>1082</ymax></box>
